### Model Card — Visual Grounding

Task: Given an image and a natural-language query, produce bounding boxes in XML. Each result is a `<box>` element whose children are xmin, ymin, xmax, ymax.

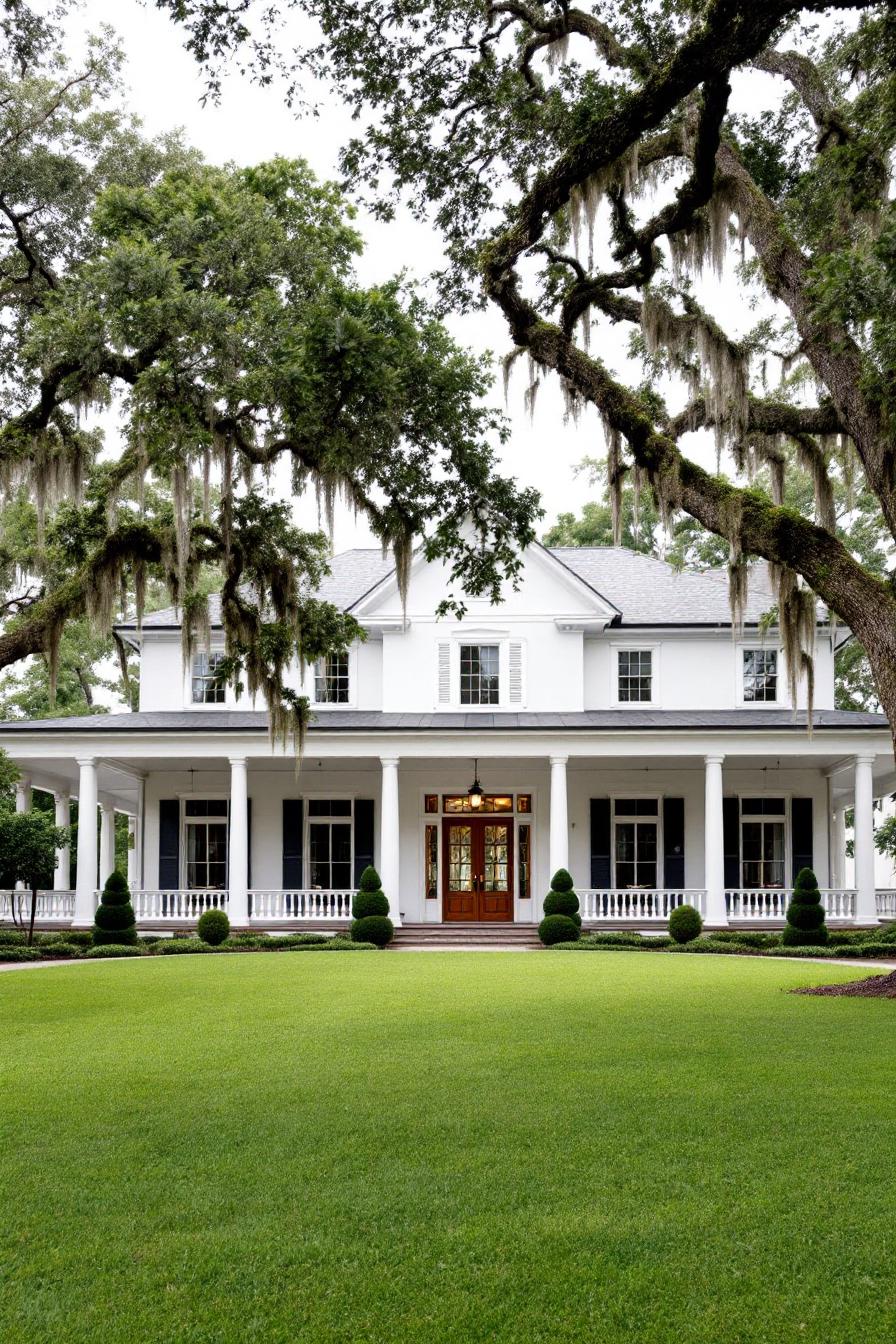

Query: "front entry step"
<box><xmin>391</xmin><ymin>922</ymin><xmax>542</xmax><ymax>949</ymax></box>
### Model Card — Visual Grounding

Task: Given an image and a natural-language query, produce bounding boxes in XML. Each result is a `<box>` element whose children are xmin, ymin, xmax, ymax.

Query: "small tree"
<box><xmin>539</xmin><ymin>869</ymin><xmax>581</xmax><ymax>945</ymax></box>
<box><xmin>92</xmin><ymin>871</ymin><xmax>138</xmax><ymax>947</ymax></box>
<box><xmin>351</xmin><ymin>866</ymin><xmax>394</xmax><ymax>946</ymax></box>
<box><xmin>0</xmin><ymin>810</ymin><xmax>69</xmax><ymax>945</ymax></box>
<box><xmin>782</xmin><ymin>869</ymin><xmax>829</xmax><ymax>947</ymax></box>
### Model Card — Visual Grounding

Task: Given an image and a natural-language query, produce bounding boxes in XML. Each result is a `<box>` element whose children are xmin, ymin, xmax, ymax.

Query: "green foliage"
<box><xmin>41</xmin><ymin>929</ymin><xmax>94</xmax><ymax>948</ymax></box>
<box><xmin>84</xmin><ymin>944</ymin><xmax>146</xmax><ymax>959</ymax></box>
<box><xmin>38</xmin><ymin>942</ymin><xmax>84</xmax><ymax>959</ymax></box>
<box><xmin>538</xmin><ymin>914</ymin><xmax>580</xmax><ymax>946</ymax></box>
<box><xmin>669</xmin><ymin>904</ymin><xmax>702</xmax><ymax>945</ymax></box>
<box><xmin>93</xmin><ymin>872</ymin><xmax>137</xmax><ymax>947</ymax></box>
<box><xmin>783</xmin><ymin>868</ymin><xmax>828</xmax><ymax>947</ymax></box>
<box><xmin>0</xmin><ymin>945</ymin><xmax>41</xmax><ymax>961</ymax></box>
<box><xmin>152</xmin><ymin>938</ymin><xmax>215</xmax><ymax>955</ymax></box>
<box><xmin>543</xmin><ymin>889</ymin><xmax>581</xmax><ymax>925</ymax></box>
<box><xmin>0</xmin><ymin>808</ymin><xmax>69</xmax><ymax>942</ymax></box>
<box><xmin>352</xmin><ymin>868</ymin><xmax>389</xmax><ymax>919</ymax></box>
<box><xmin>197</xmin><ymin>909</ymin><xmax>231</xmax><ymax>946</ymax></box>
<box><xmin>548</xmin><ymin>868</ymin><xmax>575</xmax><ymax>894</ymax></box>
<box><xmin>350</xmin><ymin>915</ymin><xmax>394</xmax><ymax>948</ymax></box>
<box><xmin>707</xmin><ymin>930</ymin><xmax>781</xmax><ymax>950</ymax></box>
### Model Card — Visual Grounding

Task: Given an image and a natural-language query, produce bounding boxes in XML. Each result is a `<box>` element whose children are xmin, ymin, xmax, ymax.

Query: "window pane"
<box><xmin>460</xmin><ymin>644</ymin><xmax>500</xmax><ymax>705</ymax></box>
<box><xmin>618</xmin><ymin>650</ymin><xmax>652</xmax><ymax>703</ymax></box>
<box><xmin>315</xmin><ymin>651</ymin><xmax>350</xmax><ymax>704</ymax></box>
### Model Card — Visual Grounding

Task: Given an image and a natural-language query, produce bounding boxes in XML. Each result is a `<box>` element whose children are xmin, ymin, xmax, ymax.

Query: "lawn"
<box><xmin>1</xmin><ymin>953</ymin><xmax>894</xmax><ymax>1344</ymax></box>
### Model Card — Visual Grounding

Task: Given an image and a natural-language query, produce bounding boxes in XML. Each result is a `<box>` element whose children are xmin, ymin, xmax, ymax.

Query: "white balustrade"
<box><xmin>248</xmin><ymin>890</ymin><xmax>356</xmax><ymax>921</ymax></box>
<box><xmin>876</xmin><ymin>889</ymin><xmax>896</xmax><ymax>918</ymax></box>
<box><xmin>819</xmin><ymin>889</ymin><xmax>856</xmax><ymax>920</ymax></box>
<box><xmin>0</xmin><ymin>889</ymin><xmax>75</xmax><ymax>922</ymax></box>
<box><xmin>727</xmin><ymin>889</ymin><xmax>856</xmax><ymax>921</ymax></box>
<box><xmin>130</xmin><ymin>890</ymin><xmax>229</xmax><ymax>920</ymax></box>
<box><xmin>577</xmin><ymin>889</ymin><xmax>706</xmax><ymax>922</ymax></box>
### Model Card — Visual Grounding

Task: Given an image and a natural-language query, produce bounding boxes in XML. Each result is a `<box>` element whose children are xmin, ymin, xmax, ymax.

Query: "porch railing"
<box><xmin>578</xmin><ymin>889</ymin><xmax>707</xmax><ymax>921</ymax></box>
<box><xmin>727</xmin><ymin>888</ymin><xmax>856</xmax><ymax>921</ymax></box>
<box><xmin>876</xmin><ymin>890</ymin><xmax>896</xmax><ymax>918</ymax></box>
<box><xmin>249</xmin><ymin>890</ymin><xmax>355</xmax><ymax>920</ymax></box>
<box><xmin>131</xmin><ymin>890</ymin><xmax>229</xmax><ymax>920</ymax></box>
<box><xmin>0</xmin><ymin>889</ymin><xmax>75</xmax><ymax>922</ymax></box>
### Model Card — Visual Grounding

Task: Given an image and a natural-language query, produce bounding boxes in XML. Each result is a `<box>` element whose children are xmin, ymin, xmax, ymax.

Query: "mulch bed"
<box><xmin>795</xmin><ymin>970</ymin><xmax>896</xmax><ymax>998</ymax></box>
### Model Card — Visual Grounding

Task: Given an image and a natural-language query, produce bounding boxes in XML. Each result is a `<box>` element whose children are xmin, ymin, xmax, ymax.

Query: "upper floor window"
<box><xmin>460</xmin><ymin>643</ymin><xmax>500</xmax><ymax>705</ymax></box>
<box><xmin>617</xmin><ymin>649</ymin><xmax>652</xmax><ymax>703</ymax></box>
<box><xmin>743</xmin><ymin>649</ymin><xmax>778</xmax><ymax>702</ymax></box>
<box><xmin>314</xmin><ymin>652</ymin><xmax>350</xmax><ymax>704</ymax></box>
<box><xmin>191</xmin><ymin>651</ymin><xmax>226</xmax><ymax>704</ymax></box>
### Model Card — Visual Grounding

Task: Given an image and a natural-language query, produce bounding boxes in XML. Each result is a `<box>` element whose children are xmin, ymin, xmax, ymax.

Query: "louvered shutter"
<box><xmin>663</xmin><ymin>798</ymin><xmax>685</xmax><ymax>887</ymax></box>
<box><xmin>723</xmin><ymin>797</ymin><xmax>740</xmax><ymax>889</ymax></box>
<box><xmin>589</xmin><ymin>799</ymin><xmax>611</xmax><ymax>888</ymax></box>
<box><xmin>158</xmin><ymin>800</ymin><xmax>180</xmax><ymax>889</ymax></box>
<box><xmin>791</xmin><ymin>798</ymin><xmax>813</xmax><ymax>881</ymax></box>
<box><xmin>282</xmin><ymin>799</ymin><xmax>303</xmax><ymax>887</ymax></box>
<box><xmin>508</xmin><ymin>641</ymin><xmax>524</xmax><ymax>705</ymax></box>
<box><xmin>437</xmin><ymin>641</ymin><xmax>451</xmax><ymax>705</ymax></box>
<box><xmin>353</xmin><ymin>799</ymin><xmax>375</xmax><ymax>887</ymax></box>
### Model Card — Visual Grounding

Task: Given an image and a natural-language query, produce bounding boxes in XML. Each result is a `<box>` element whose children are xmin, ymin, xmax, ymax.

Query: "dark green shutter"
<box><xmin>723</xmin><ymin>797</ymin><xmax>740</xmax><ymax>889</ymax></box>
<box><xmin>353</xmin><ymin>799</ymin><xmax>375</xmax><ymax>887</ymax></box>
<box><xmin>663</xmin><ymin>798</ymin><xmax>685</xmax><ymax>887</ymax></box>
<box><xmin>158</xmin><ymin>799</ymin><xmax>180</xmax><ymax>889</ymax></box>
<box><xmin>791</xmin><ymin>798</ymin><xmax>813</xmax><ymax>881</ymax></box>
<box><xmin>282</xmin><ymin>799</ymin><xmax>303</xmax><ymax>887</ymax></box>
<box><xmin>589</xmin><ymin>799</ymin><xmax>611</xmax><ymax>888</ymax></box>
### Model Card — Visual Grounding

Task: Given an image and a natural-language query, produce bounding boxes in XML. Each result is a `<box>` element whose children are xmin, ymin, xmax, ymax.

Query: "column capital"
<box><xmin>704</xmin><ymin>753</ymin><xmax>725</xmax><ymax>767</ymax></box>
<box><xmin>549</xmin><ymin>754</ymin><xmax>568</xmax><ymax>767</ymax></box>
<box><xmin>75</xmin><ymin>755</ymin><xmax>97</xmax><ymax>768</ymax></box>
<box><xmin>228</xmin><ymin>754</ymin><xmax>248</xmax><ymax>768</ymax></box>
<box><xmin>853</xmin><ymin>752</ymin><xmax>876</xmax><ymax>766</ymax></box>
<box><xmin>379</xmin><ymin>755</ymin><xmax>400</xmax><ymax>768</ymax></box>
<box><xmin>53</xmin><ymin>789</ymin><xmax>70</xmax><ymax>804</ymax></box>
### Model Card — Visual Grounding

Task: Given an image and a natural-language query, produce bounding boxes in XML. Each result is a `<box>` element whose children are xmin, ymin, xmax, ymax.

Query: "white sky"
<box><xmin>64</xmin><ymin>0</ymin><xmax>776</xmax><ymax>550</ymax></box>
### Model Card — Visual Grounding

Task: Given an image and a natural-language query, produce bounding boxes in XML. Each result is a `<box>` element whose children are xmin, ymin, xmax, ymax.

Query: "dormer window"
<box><xmin>191</xmin><ymin>651</ymin><xmax>226</xmax><ymax>704</ymax></box>
<box><xmin>617</xmin><ymin>649</ymin><xmax>652</xmax><ymax>703</ymax></box>
<box><xmin>743</xmin><ymin>649</ymin><xmax>778</xmax><ymax>703</ymax></box>
<box><xmin>314</xmin><ymin>652</ymin><xmax>350</xmax><ymax>704</ymax></box>
<box><xmin>460</xmin><ymin>644</ymin><xmax>500</xmax><ymax>705</ymax></box>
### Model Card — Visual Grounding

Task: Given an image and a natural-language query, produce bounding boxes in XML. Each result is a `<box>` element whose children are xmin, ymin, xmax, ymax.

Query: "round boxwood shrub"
<box><xmin>352</xmin><ymin>867</ymin><xmax>390</xmax><ymax>920</ymax></box>
<box><xmin>538</xmin><ymin>913</ymin><xmax>581</xmax><ymax>946</ymax></box>
<box><xmin>782</xmin><ymin>867</ymin><xmax>828</xmax><ymax>947</ymax></box>
<box><xmin>351</xmin><ymin>914</ymin><xmax>394</xmax><ymax>948</ymax></box>
<box><xmin>93</xmin><ymin>872</ymin><xmax>138</xmax><ymax>946</ymax></box>
<box><xmin>197</xmin><ymin>908</ymin><xmax>231</xmax><ymax>946</ymax></box>
<box><xmin>669</xmin><ymin>903</ymin><xmax>703</xmax><ymax>944</ymax></box>
<box><xmin>543</xmin><ymin>869</ymin><xmax>581</xmax><ymax>927</ymax></box>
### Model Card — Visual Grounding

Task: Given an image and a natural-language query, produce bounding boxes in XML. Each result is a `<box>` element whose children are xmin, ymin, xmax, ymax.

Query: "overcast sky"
<box><xmin>66</xmin><ymin>0</ymin><xmax>772</xmax><ymax>552</ymax></box>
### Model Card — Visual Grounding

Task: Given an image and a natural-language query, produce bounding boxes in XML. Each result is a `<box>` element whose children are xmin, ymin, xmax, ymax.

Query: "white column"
<box><xmin>126</xmin><ymin>814</ymin><xmax>138</xmax><ymax>890</ymax></box>
<box><xmin>379</xmin><ymin>756</ymin><xmax>401</xmax><ymax>924</ymax></box>
<box><xmin>831</xmin><ymin>806</ymin><xmax>847</xmax><ymax>890</ymax></box>
<box><xmin>54</xmin><ymin>792</ymin><xmax>71</xmax><ymax>891</ymax></box>
<box><xmin>73</xmin><ymin>758</ymin><xmax>98</xmax><ymax>926</ymax></box>
<box><xmin>99</xmin><ymin>804</ymin><xmax>116</xmax><ymax>888</ymax></box>
<box><xmin>853</xmin><ymin>753</ymin><xmax>877</xmax><ymax>925</ymax></box>
<box><xmin>15</xmin><ymin>776</ymin><xmax>31</xmax><ymax>813</ymax></box>
<box><xmin>704</xmin><ymin>754</ymin><xmax>728</xmax><ymax>926</ymax></box>
<box><xmin>229</xmin><ymin>757</ymin><xmax>249</xmax><ymax>927</ymax></box>
<box><xmin>549</xmin><ymin>755</ymin><xmax>569</xmax><ymax>878</ymax></box>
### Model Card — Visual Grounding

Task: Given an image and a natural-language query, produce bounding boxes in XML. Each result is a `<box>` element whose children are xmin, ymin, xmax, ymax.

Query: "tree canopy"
<box><xmin>0</xmin><ymin>12</ymin><xmax>539</xmax><ymax>743</ymax></box>
<box><xmin>154</xmin><ymin>0</ymin><xmax>896</xmax><ymax>743</ymax></box>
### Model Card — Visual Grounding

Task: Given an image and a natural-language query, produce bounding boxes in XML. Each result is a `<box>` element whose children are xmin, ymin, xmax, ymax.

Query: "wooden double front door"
<box><xmin>443</xmin><ymin>817</ymin><xmax>514</xmax><ymax>921</ymax></box>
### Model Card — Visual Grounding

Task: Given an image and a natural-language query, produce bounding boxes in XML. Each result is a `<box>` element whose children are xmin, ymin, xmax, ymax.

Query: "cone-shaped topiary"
<box><xmin>782</xmin><ymin>868</ymin><xmax>828</xmax><ymax>946</ymax></box>
<box><xmin>93</xmin><ymin>871</ymin><xmax>138</xmax><ymax>946</ymax></box>
<box><xmin>351</xmin><ymin>868</ymin><xmax>393</xmax><ymax>943</ymax></box>
<box><xmin>669</xmin><ymin>903</ymin><xmax>702</xmax><ymax>944</ymax></box>
<box><xmin>542</xmin><ymin>868</ymin><xmax>581</xmax><ymax>927</ymax></box>
<box><xmin>352</xmin><ymin>868</ymin><xmax>390</xmax><ymax>920</ymax></box>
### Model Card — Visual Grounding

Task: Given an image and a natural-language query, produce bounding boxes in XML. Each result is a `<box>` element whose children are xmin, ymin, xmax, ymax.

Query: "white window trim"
<box><xmin>610</xmin><ymin>643</ymin><xmax>660</xmax><ymax>708</ymax></box>
<box><xmin>184</xmin><ymin>648</ymin><xmax>232</xmax><ymax>710</ymax></box>
<box><xmin>418</xmin><ymin>786</ymin><xmax>538</xmax><ymax>910</ymax></box>
<box><xmin>610</xmin><ymin>794</ymin><xmax>663</xmax><ymax>888</ymax></box>
<box><xmin>179</xmin><ymin>795</ymin><xmax>230</xmax><ymax>889</ymax></box>
<box><xmin>737</xmin><ymin>642</ymin><xmax>785</xmax><ymax>708</ymax></box>
<box><xmin>444</xmin><ymin>633</ymin><xmax>524</xmax><ymax>711</ymax></box>
<box><xmin>737</xmin><ymin>793</ymin><xmax>791</xmax><ymax>889</ymax></box>
<box><xmin>308</xmin><ymin>649</ymin><xmax>357</xmax><ymax>710</ymax></box>
<box><xmin>304</xmin><ymin>795</ymin><xmax>355</xmax><ymax>889</ymax></box>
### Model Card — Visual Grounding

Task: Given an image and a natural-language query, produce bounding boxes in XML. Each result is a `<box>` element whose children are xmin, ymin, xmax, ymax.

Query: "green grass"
<box><xmin>1</xmin><ymin>953</ymin><xmax>895</xmax><ymax>1344</ymax></box>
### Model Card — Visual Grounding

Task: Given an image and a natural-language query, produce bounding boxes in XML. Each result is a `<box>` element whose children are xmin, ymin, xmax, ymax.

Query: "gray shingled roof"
<box><xmin>0</xmin><ymin>709</ymin><xmax>887</xmax><ymax>733</ymax></box>
<box><xmin>119</xmin><ymin>545</ymin><xmax>796</xmax><ymax>631</ymax></box>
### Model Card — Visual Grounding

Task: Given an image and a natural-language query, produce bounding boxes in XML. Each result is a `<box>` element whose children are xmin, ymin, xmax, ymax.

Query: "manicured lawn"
<box><xmin>1</xmin><ymin>953</ymin><xmax>895</xmax><ymax>1344</ymax></box>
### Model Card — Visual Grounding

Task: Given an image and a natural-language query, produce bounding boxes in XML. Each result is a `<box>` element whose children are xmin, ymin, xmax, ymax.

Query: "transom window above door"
<box><xmin>191</xmin><ymin>651</ymin><xmax>226</xmax><ymax>704</ymax></box>
<box><xmin>617</xmin><ymin>649</ymin><xmax>653</xmax><ymax>703</ymax></box>
<box><xmin>743</xmin><ymin>649</ymin><xmax>778</xmax><ymax>702</ymax></box>
<box><xmin>314</xmin><ymin>652</ymin><xmax>350</xmax><ymax>704</ymax></box>
<box><xmin>460</xmin><ymin>644</ymin><xmax>500</xmax><ymax>705</ymax></box>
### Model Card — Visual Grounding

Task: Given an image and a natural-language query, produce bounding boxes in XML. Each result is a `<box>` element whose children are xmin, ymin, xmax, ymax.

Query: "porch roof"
<box><xmin>0</xmin><ymin>707</ymin><xmax>888</xmax><ymax>734</ymax></box>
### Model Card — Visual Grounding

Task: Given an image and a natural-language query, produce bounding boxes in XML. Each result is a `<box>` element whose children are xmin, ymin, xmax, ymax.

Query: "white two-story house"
<box><xmin>1</xmin><ymin>542</ymin><xmax>894</xmax><ymax>931</ymax></box>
